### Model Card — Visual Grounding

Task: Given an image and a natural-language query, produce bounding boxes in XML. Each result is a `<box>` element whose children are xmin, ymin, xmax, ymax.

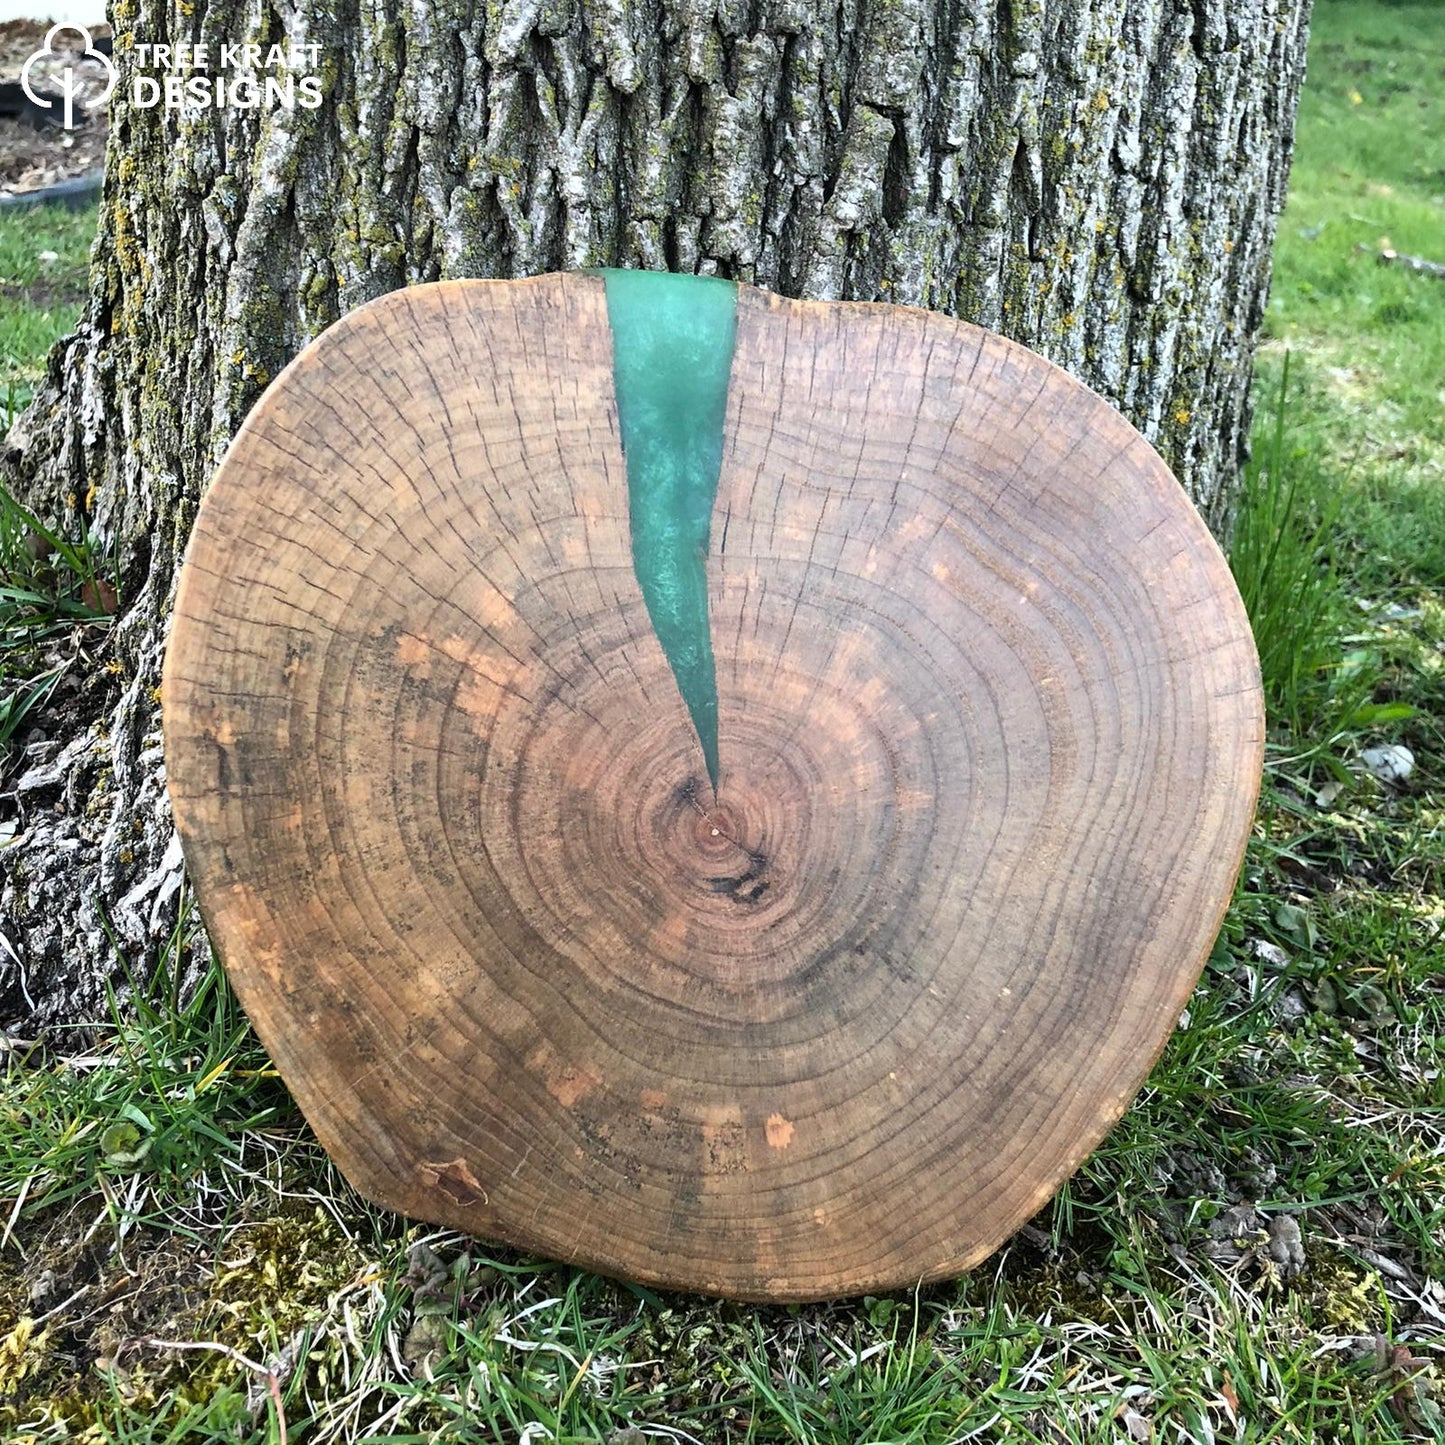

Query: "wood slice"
<box><xmin>162</xmin><ymin>273</ymin><xmax>1263</xmax><ymax>1302</ymax></box>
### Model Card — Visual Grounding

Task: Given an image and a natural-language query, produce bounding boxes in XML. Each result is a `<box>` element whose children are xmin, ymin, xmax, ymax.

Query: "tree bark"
<box><xmin>1</xmin><ymin>0</ymin><xmax>1310</xmax><ymax>1030</ymax></box>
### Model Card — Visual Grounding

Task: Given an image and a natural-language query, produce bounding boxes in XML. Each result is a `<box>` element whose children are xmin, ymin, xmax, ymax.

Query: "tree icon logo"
<box><xmin>20</xmin><ymin>24</ymin><xmax>118</xmax><ymax>132</ymax></box>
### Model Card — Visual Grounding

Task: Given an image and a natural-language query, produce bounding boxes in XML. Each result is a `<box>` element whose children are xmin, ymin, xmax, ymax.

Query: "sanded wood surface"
<box><xmin>162</xmin><ymin>274</ymin><xmax>1263</xmax><ymax>1301</ymax></box>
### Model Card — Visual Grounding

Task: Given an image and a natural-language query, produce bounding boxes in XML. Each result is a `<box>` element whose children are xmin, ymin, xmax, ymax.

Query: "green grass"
<box><xmin>2</xmin><ymin>4</ymin><xmax>1445</xmax><ymax>1440</ymax></box>
<box><xmin>0</xmin><ymin>203</ymin><xmax>95</xmax><ymax>421</ymax></box>
<box><xmin>1256</xmin><ymin>0</ymin><xmax>1445</xmax><ymax>596</ymax></box>
<box><xmin>2</xmin><ymin>932</ymin><xmax>291</xmax><ymax>1219</ymax></box>
<box><xmin>0</xmin><ymin>478</ymin><xmax>114</xmax><ymax>751</ymax></box>
<box><xmin>1229</xmin><ymin>354</ymin><xmax>1379</xmax><ymax>750</ymax></box>
<box><xmin>0</xmin><ymin>202</ymin><xmax>109</xmax><ymax>751</ymax></box>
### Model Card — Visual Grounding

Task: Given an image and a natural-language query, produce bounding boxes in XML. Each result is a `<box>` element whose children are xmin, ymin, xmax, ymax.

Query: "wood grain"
<box><xmin>162</xmin><ymin>273</ymin><xmax>1263</xmax><ymax>1301</ymax></box>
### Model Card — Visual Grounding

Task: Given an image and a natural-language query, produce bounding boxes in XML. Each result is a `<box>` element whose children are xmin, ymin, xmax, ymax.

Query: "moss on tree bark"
<box><xmin>1</xmin><ymin>0</ymin><xmax>1309</xmax><ymax>1029</ymax></box>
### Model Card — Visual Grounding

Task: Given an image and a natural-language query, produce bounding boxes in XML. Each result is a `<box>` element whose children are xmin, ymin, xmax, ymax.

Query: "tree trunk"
<box><xmin>1</xmin><ymin>0</ymin><xmax>1310</xmax><ymax>1031</ymax></box>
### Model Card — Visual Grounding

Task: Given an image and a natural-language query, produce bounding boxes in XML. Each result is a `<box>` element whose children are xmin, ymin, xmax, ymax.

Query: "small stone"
<box><xmin>1267</xmin><ymin>1214</ymin><xmax>1305</xmax><ymax>1277</ymax></box>
<box><xmin>1272</xmin><ymin>987</ymin><xmax>1309</xmax><ymax>1022</ymax></box>
<box><xmin>1361</xmin><ymin>744</ymin><xmax>1414</xmax><ymax>787</ymax></box>
<box><xmin>1210</xmin><ymin>1204</ymin><xmax>1260</xmax><ymax>1240</ymax></box>
<box><xmin>1235</xmin><ymin>1151</ymin><xmax>1277</xmax><ymax>1198</ymax></box>
<box><xmin>29</xmin><ymin>1268</ymin><xmax>58</xmax><ymax>1306</ymax></box>
<box><xmin>1250</xmin><ymin>939</ymin><xmax>1290</xmax><ymax>970</ymax></box>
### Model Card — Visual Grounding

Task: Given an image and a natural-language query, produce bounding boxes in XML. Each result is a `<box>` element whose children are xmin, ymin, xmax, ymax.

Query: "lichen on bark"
<box><xmin>1</xmin><ymin>0</ymin><xmax>1311</xmax><ymax>1030</ymax></box>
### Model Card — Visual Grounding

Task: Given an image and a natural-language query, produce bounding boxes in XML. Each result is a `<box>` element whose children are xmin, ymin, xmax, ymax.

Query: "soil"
<box><xmin>0</xmin><ymin>20</ymin><xmax>110</xmax><ymax>197</ymax></box>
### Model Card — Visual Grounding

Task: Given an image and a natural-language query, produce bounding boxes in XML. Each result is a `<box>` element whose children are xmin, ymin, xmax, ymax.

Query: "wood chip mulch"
<box><xmin>0</xmin><ymin>19</ymin><xmax>111</xmax><ymax>197</ymax></box>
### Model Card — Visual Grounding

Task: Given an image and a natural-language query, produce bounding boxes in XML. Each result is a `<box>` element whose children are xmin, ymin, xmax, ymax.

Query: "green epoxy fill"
<box><xmin>600</xmin><ymin>269</ymin><xmax>737</xmax><ymax>793</ymax></box>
